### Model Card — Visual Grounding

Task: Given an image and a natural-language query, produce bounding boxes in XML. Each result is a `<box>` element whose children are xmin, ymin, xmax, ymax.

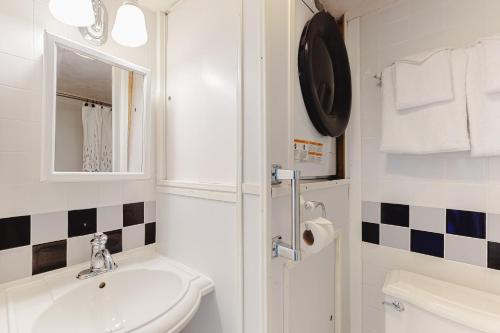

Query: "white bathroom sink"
<box><xmin>0</xmin><ymin>248</ymin><xmax>214</xmax><ymax>333</ymax></box>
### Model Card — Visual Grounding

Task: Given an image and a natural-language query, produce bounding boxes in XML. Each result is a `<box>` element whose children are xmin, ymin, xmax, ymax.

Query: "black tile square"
<box><xmin>32</xmin><ymin>240</ymin><xmax>67</xmax><ymax>275</ymax></box>
<box><xmin>68</xmin><ymin>209</ymin><xmax>97</xmax><ymax>237</ymax></box>
<box><xmin>145</xmin><ymin>222</ymin><xmax>156</xmax><ymax>245</ymax></box>
<box><xmin>446</xmin><ymin>209</ymin><xmax>486</xmax><ymax>239</ymax></box>
<box><xmin>488</xmin><ymin>241</ymin><xmax>500</xmax><ymax>270</ymax></box>
<box><xmin>0</xmin><ymin>216</ymin><xmax>30</xmax><ymax>250</ymax></box>
<box><xmin>123</xmin><ymin>202</ymin><xmax>144</xmax><ymax>227</ymax></box>
<box><xmin>381</xmin><ymin>203</ymin><xmax>409</xmax><ymax>227</ymax></box>
<box><xmin>362</xmin><ymin>222</ymin><xmax>379</xmax><ymax>244</ymax></box>
<box><xmin>104</xmin><ymin>229</ymin><xmax>122</xmax><ymax>254</ymax></box>
<box><xmin>411</xmin><ymin>229</ymin><xmax>444</xmax><ymax>258</ymax></box>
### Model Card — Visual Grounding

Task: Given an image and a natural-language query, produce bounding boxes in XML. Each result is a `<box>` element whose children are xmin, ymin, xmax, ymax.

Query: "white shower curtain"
<box><xmin>82</xmin><ymin>104</ymin><xmax>113</xmax><ymax>172</ymax></box>
<box><xmin>100</xmin><ymin>106</ymin><xmax>112</xmax><ymax>172</ymax></box>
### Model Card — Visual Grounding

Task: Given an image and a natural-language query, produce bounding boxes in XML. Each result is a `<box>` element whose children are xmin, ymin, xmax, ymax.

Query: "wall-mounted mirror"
<box><xmin>42</xmin><ymin>32</ymin><xmax>151</xmax><ymax>181</ymax></box>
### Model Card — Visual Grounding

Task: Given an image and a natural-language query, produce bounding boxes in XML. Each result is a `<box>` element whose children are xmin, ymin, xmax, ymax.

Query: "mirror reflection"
<box><xmin>54</xmin><ymin>45</ymin><xmax>145</xmax><ymax>173</ymax></box>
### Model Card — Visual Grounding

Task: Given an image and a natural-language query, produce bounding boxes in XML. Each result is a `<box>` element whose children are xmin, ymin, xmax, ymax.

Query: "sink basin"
<box><xmin>0</xmin><ymin>248</ymin><xmax>214</xmax><ymax>333</ymax></box>
<box><xmin>35</xmin><ymin>270</ymin><xmax>183</xmax><ymax>333</ymax></box>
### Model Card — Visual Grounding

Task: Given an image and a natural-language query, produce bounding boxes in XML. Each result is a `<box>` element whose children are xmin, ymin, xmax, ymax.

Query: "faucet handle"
<box><xmin>91</xmin><ymin>232</ymin><xmax>108</xmax><ymax>246</ymax></box>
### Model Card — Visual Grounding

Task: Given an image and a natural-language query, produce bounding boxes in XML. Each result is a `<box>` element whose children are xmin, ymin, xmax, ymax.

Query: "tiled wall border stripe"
<box><xmin>0</xmin><ymin>201</ymin><xmax>156</xmax><ymax>284</ymax></box>
<box><xmin>362</xmin><ymin>201</ymin><xmax>500</xmax><ymax>270</ymax></box>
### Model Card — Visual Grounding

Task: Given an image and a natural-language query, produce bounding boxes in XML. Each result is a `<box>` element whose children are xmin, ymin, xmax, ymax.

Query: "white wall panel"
<box><xmin>243</xmin><ymin>194</ymin><xmax>264</xmax><ymax>333</ymax></box>
<box><xmin>270</xmin><ymin>185</ymin><xmax>350</xmax><ymax>333</ymax></box>
<box><xmin>284</xmin><ymin>243</ymin><xmax>336</xmax><ymax>333</ymax></box>
<box><xmin>266</xmin><ymin>0</ymin><xmax>292</xmax><ymax>170</ymax></box>
<box><xmin>242</xmin><ymin>0</ymin><xmax>266</xmax><ymax>330</ymax></box>
<box><xmin>157</xmin><ymin>193</ymin><xmax>239</xmax><ymax>333</ymax></box>
<box><xmin>165</xmin><ymin>0</ymin><xmax>239</xmax><ymax>185</ymax></box>
<box><xmin>242</xmin><ymin>0</ymin><xmax>263</xmax><ymax>185</ymax></box>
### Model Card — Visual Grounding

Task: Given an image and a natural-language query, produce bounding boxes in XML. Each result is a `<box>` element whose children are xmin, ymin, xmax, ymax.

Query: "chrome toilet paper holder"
<box><xmin>304</xmin><ymin>200</ymin><xmax>326</xmax><ymax>218</ymax></box>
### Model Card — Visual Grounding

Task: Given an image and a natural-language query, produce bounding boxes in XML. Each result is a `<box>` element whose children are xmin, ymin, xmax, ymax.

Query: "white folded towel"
<box><xmin>380</xmin><ymin>49</ymin><xmax>470</xmax><ymax>154</ymax></box>
<box><xmin>481</xmin><ymin>38</ymin><xmax>500</xmax><ymax>94</ymax></box>
<box><xmin>394</xmin><ymin>49</ymin><xmax>454</xmax><ymax>110</ymax></box>
<box><xmin>466</xmin><ymin>43</ymin><xmax>500</xmax><ymax>156</ymax></box>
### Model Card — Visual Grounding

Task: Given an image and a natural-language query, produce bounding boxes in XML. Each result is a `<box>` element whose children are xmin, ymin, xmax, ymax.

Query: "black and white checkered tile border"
<box><xmin>0</xmin><ymin>201</ymin><xmax>157</xmax><ymax>284</ymax></box>
<box><xmin>362</xmin><ymin>201</ymin><xmax>500</xmax><ymax>270</ymax></box>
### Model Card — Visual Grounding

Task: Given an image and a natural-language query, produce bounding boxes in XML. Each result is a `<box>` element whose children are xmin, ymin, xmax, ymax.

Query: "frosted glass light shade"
<box><xmin>112</xmin><ymin>2</ymin><xmax>148</xmax><ymax>47</ymax></box>
<box><xmin>49</xmin><ymin>0</ymin><xmax>96</xmax><ymax>27</ymax></box>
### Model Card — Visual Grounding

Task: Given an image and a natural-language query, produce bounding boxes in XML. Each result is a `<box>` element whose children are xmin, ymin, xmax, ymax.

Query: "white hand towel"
<box><xmin>394</xmin><ymin>49</ymin><xmax>454</xmax><ymax>110</ymax></box>
<box><xmin>380</xmin><ymin>49</ymin><xmax>470</xmax><ymax>154</ymax></box>
<box><xmin>466</xmin><ymin>44</ymin><xmax>500</xmax><ymax>156</ymax></box>
<box><xmin>481</xmin><ymin>38</ymin><xmax>500</xmax><ymax>94</ymax></box>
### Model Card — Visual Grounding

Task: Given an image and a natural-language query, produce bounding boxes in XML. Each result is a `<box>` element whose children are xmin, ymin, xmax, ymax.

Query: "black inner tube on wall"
<box><xmin>298</xmin><ymin>11</ymin><xmax>352</xmax><ymax>138</ymax></box>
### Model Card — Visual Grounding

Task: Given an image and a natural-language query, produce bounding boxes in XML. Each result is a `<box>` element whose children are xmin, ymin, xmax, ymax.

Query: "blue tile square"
<box><xmin>381</xmin><ymin>203</ymin><xmax>409</xmax><ymax>227</ymax></box>
<box><xmin>446</xmin><ymin>209</ymin><xmax>486</xmax><ymax>239</ymax></box>
<box><xmin>410</xmin><ymin>229</ymin><xmax>444</xmax><ymax>258</ymax></box>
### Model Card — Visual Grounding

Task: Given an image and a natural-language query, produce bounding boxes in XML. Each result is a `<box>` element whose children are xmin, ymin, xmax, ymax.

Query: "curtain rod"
<box><xmin>56</xmin><ymin>92</ymin><xmax>112</xmax><ymax>108</ymax></box>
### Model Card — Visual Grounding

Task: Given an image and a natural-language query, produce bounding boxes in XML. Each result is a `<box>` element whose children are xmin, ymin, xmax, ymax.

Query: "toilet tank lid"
<box><xmin>383</xmin><ymin>270</ymin><xmax>500</xmax><ymax>333</ymax></box>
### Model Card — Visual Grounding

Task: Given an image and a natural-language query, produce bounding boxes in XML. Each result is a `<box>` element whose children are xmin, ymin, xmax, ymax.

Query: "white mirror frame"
<box><xmin>42</xmin><ymin>32</ymin><xmax>152</xmax><ymax>182</ymax></box>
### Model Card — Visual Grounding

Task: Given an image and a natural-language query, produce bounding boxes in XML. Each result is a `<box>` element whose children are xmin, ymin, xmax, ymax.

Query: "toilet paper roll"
<box><xmin>300</xmin><ymin>217</ymin><xmax>335</xmax><ymax>254</ymax></box>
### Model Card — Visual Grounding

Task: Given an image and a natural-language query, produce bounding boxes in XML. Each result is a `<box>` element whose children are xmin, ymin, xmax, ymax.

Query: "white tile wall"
<box><xmin>409</xmin><ymin>206</ymin><xmax>445</xmax><ymax>234</ymax></box>
<box><xmin>97</xmin><ymin>205</ymin><xmax>123</xmax><ymax>232</ymax></box>
<box><xmin>31</xmin><ymin>211</ymin><xmax>68</xmax><ymax>245</ymax></box>
<box><xmin>67</xmin><ymin>234</ymin><xmax>93</xmax><ymax>266</ymax></box>
<box><xmin>0</xmin><ymin>0</ymin><xmax>157</xmax><ymax>221</ymax></box>
<box><xmin>362</xmin><ymin>201</ymin><xmax>380</xmax><ymax>223</ymax></box>
<box><xmin>0</xmin><ymin>246</ymin><xmax>31</xmax><ymax>284</ymax></box>
<box><xmin>487</xmin><ymin>214</ymin><xmax>500</xmax><ymax>242</ymax></box>
<box><xmin>0</xmin><ymin>1</ymin><xmax>34</xmax><ymax>60</ymax></box>
<box><xmin>380</xmin><ymin>224</ymin><xmax>409</xmax><ymax>250</ymax></box>
<box><xmin>359</xmin><ymin>1</ymin><xmax>500</xmax><ymax>332</ymax></box>
<box><xmin>123</xmin><ymin>224</ymin><xmax>146</xmax><ymax>251</ymax></box>
<box><xmin>144</xmin><ymin>201</ymin><xmax>157</xmax><ymax>223</ymax></box>
<box><xmin>444</xmin><ymin>234</ymin><xmax>487</xmax><ymax>267</ymax></box>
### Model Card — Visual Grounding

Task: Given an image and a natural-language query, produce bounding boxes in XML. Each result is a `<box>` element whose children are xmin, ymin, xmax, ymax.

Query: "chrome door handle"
<box><xmin>271</xmin><ymin>165</ymin><xmax>301</xmax><ymax>262</ymax></box>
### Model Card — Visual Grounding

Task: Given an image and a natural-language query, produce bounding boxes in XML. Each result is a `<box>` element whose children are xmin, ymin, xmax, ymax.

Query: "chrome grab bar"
<box><xmin>271</xmin><ymin>165</ymin><xmax>301</xmax><ymax>262</ymax></box>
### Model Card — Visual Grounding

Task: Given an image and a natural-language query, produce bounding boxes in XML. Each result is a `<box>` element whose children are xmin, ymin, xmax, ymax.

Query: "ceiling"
<box><xmin>140</xmin><ymin>0</ymin><xmax>178</xmax><ymax>12</ymax></box>
<box><xmin>57</xmin><ymin>47</ymin><xmax>113</xmax><ymax>104</ymax></box>
<box><xmin>323</xmin><ymin>0</ymin><xmax>364</xmax><ymax>17</ymax></box>
<box><xmin>140</xmin><ymin>0</ymin><xmax>364</xmax><ymax>17</ymax></box>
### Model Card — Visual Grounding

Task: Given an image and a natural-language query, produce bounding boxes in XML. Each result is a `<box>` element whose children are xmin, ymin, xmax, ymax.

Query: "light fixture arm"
<box><xmin>79</xmin><ymin>0</ymin><xmax>108</xmax><ymax>46</ymax></box>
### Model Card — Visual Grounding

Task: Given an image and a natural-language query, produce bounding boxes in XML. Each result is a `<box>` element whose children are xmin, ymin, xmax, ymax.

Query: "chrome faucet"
<box><xmin>77</xmin><ymin>232</ymin><xmax>117</xmax><ymax>279</ymax></box>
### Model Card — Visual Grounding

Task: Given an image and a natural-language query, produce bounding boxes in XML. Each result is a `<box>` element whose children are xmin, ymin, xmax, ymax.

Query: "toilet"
<box><xmin>383</xmin><ymin>270</ymin><xmax>500</xmax><ymax>333</ymax></box>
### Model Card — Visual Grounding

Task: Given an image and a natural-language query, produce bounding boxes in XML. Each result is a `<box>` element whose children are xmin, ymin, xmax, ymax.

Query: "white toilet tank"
<box><xmin>382</xmin><ymin>270</ymin><xmax>500</xmax><ymax>333</ymax></box>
